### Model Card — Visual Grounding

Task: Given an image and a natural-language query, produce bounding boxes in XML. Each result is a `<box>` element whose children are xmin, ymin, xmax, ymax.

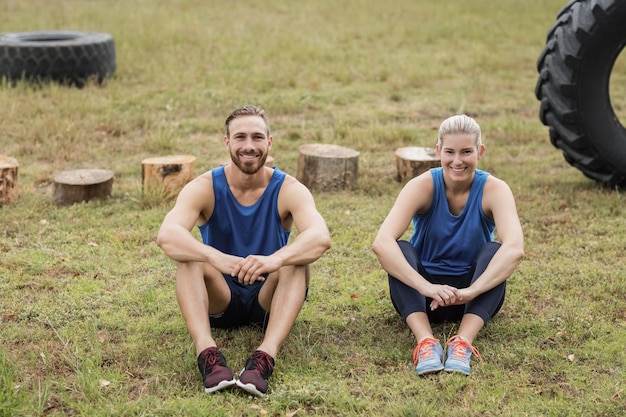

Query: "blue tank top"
<box><xmin>198</xmin><ymin>166</ymin><xmax>290</xmax><ymax>257</ymax></box>
<box><xmin>409</xmin><ymin>167</ymin><xmax>495</xmax><ymax>276</ymax></box>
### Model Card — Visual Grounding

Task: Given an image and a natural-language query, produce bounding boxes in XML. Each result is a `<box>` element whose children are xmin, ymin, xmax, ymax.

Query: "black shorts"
<box><xmin>209</xmin><ymin>275</ymin><xmax>269</xmax><ymax>330</ymax></box>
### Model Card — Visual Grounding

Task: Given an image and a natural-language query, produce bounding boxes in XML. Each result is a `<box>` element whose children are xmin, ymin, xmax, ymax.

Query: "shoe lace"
<box><xmin>202</xmin><ymin>349</ymin><xmax>219</xmax><ymax>372</ymax></box>
<box><xmin>412</xmin><ymin>338</ymin><xmax>440</xmax><ymax>365</ymax></box>
<box><xmin>249</xmin><ymin>351</ymin><xmax>274</xmax><ymax>378</ymax></box>
<box><xmin>446</xmin><ymin>336</ymin><xmax>482</xmax><ymax>361</ymax></box>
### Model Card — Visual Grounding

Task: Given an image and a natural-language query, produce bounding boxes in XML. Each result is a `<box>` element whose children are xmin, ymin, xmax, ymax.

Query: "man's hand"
<box><xmin>231</xmin><ymin>255</ymin><xmax>282</xmax><ymax>285</ymax></box>
<box><xmin>210</xmin><ymin>252</ymin><xmax>245</xmax><ymax>277</ymax></box>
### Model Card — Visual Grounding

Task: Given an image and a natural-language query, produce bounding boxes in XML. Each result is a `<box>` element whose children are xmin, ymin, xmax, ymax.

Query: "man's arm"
<box><xmin>156</xmin><ymin>174</ymin><xmax>242</xmax><ymax>274</ymax></box>
<box><xmin>231</xmin><ymin>176</ymin><xmax>331</xmax><ymax>284</ymax></box>
<box><xmin>274</xmin><ymin>176</ymin><xmax>331</xmax><ymax>265</ymax></box>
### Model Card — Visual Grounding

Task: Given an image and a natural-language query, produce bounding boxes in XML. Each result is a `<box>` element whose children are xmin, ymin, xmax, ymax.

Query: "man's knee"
<box><xmin>276</xmin><ymin>265</ymin><xmax>309</xmax><ymax>286</ymax></box>
<box><xmin>264</xmin><ymin>265</ymin><xmax>309</xmax><ymax>297</ymax></box>
<box><xmin>175</xmin><ymin>261</ymin><xmax>204</xmax><ymax>278</ymax></box>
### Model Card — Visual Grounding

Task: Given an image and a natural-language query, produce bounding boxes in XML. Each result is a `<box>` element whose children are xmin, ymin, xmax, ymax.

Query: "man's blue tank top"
<box><xmin>409</xmin><ymin>167</ymin><xmax>495</xmax><ymax>276</ymax></box>
<box><xmin>198</xmin><ymin>166</ymin><xmax>290</xmax><ymax>257</ymax></box>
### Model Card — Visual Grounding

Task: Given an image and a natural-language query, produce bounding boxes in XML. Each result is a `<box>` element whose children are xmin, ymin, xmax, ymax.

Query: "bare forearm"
<box><xmin>372</xmin><ymin>239</ymin><xmax>429</xmax><ymax>293</ymax></box>
<box><xmin>156</xmin><ymin>225</ymin><xmax>212</xmax><ymax>263</ymax></box>
<box><xmin>468</xmin><ymin>245</ymin><xmax>524</xmax><ymax>296</ymax></box>
<box><xmin>373</xmin><ymin>239</ymin><xmax>463</xmax><ymax>309</ymax></box>
<box><xmin>273</xmin><ymin>229</ymin><xmax>330</xmax><ymax>267</ymax></box>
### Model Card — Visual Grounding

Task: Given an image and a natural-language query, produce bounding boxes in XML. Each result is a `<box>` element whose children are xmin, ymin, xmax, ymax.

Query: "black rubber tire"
<box><xmin>0</xmin><ymin>31</ymin><xmax>115</xmax><ymax>87</ymax></box>
<box><xmin>535</xmin><ymin>0</ymin><xmax>626</xmax><ymax>187</ymax></box>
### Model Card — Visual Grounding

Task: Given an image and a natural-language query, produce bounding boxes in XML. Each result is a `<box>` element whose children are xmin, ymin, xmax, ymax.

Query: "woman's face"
<box><xmin>436</xmin><ymin>133</ymin><xmax>485</xmax><ymax>183</ymax></box>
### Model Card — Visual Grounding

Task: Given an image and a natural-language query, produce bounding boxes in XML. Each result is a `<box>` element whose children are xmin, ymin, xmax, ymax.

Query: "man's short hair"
<box><xmin>225</xmin><ymin>105</ymin><xmax>270</xmax><ymax>138</ymax></box>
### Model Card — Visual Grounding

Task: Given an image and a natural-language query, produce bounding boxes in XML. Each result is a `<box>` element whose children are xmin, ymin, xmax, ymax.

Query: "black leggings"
<box><xmin>388</xmin><ymin>240</ymin><xmax>506</xmax><ymax>325</ymax></box>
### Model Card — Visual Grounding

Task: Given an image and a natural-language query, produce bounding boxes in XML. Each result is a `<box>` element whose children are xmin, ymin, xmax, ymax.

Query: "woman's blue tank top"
<box><xmin>409</xmin><ymin>167</ymin><xmax>495</xmax><ymax>276</ymax></box>
<box><xmin>198</xmin><ymin>166</ymin><xmax>290</xmax><ymax>257</ymax></box>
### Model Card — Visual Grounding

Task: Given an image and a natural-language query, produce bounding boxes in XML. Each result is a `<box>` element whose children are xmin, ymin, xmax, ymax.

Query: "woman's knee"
<box><xmin>479</xmin><ymin>241</ymin><xmax>501</xmax><ymax>259</ymax></box>
<box><xmin>397</xmin><ymin>240</ymin><xmax>420</xmax><ymax>267</ymax></box>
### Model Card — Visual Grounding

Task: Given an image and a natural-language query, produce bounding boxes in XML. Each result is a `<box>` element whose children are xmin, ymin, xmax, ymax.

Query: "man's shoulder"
<box><xmin>189</xmin><ymin>169</ymin><xmax>216</xmax><ymax>187</ymax></box>
<box><xmin>178</xmin><ymin>170</ymin><xmax>215</xmax><ymax>203</ymax></box>
<box><xmin>279</xmin><ymin>172</ymin><xmax>309</xmax><ymax>194</ymax></box>
<box><xmin>276</xmin><ymin>173</ymin><xmax>315</xmax><ymax>211</ymax></box>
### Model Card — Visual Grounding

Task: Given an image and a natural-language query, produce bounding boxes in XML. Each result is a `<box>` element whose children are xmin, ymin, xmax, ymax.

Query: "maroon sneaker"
<box><xmin>197</xmin><ymin>346</ymin><xmax>236</xmax><ymax>393</ymax></box>
<box><xmin>236</xmin><ymin>350</ymin><xmax>275</xmax><ymax>397</ymax></box>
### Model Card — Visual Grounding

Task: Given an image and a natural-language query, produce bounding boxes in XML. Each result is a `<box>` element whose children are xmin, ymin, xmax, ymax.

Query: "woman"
<box><xmin>372</xmin><ymin>114</ymin><xmax>524</xmax><ymax>376</ymax></box>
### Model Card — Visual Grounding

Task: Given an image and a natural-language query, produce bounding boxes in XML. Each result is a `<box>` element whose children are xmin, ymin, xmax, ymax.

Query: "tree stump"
<box><xmin>0</xmin><ymin>155</ymin><xmax>19</xmax><ymax>206</ymax></box>
<box><xmin>141</xmin><ymin>155</ymin><xmax>196</xmax><ymax>199</ymax></box>
<box><xmin>394</xmin><ymin>146</ymin><xmax>441</xmax><ymax>182</ymax></box>
<box><xmin>53</xmin><ymin>169</ymin><xmax>114</xmax><ymax>205</ymax></box>
<box><xmin>297</xmin><ymin>144</ymin><xmax>359</xmax><ymax>191</ymax></box>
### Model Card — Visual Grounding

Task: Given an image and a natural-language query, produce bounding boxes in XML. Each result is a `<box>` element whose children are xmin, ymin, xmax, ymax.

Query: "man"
<box><xmin>157</xmin><ymin>105</ymin><xmax>331</xmax><ymax>396</ymax></box>
<box><xmin>372</xmin><ymin>114</ymin><xmax>524</xmax><ymax>376</ymax></box>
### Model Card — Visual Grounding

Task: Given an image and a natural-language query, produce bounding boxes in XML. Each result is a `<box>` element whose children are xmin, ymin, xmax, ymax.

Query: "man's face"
<box><xmin>225</xmin><ymin>115</ymin><xmax>272</xmax><ymax>175</ymax></box>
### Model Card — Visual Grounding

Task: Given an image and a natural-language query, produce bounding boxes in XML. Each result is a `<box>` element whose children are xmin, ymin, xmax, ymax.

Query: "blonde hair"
<box><xmin>437</xmin><ymin>114</ymin><xmax>482</xmax><ymax>148</ymax></box>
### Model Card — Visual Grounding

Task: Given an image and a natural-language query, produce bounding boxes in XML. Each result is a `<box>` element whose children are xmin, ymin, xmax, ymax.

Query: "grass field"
<box><xmin>1</xmin><ymin>0</ymin><xmax>625</xmax><ymax>416</ymax></box>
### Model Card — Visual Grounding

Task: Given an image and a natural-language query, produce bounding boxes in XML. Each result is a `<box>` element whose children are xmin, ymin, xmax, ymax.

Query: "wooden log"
<box><xmin>0</xmin><ymin>155</ymin><xmax>19</xmax><ymax>206</ymax></box>
<box><xmin>297</xmin><ymin>144</ymin><xmax>359</xmax><ymax>191</ymax></box>
<box><xmin>53</xmin><ymin>169</ymin><xmax>114</xmax><ymax>205</ymax></box>
<box><xmin>394</xmin><ymin>146</ymin><xmax>441</xmax><ymax>182</ymax></box>
<box><xmin>141</xmin><ymin>155</ymin><xmax>196</xmax><ymax>199</ymax></box>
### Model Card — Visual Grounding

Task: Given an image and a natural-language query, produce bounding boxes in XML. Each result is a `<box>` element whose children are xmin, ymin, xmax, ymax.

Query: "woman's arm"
<box><xmin>372</xmin><ymin>173</ymin><xmax>462</xmax><ymax>308</ymax></box>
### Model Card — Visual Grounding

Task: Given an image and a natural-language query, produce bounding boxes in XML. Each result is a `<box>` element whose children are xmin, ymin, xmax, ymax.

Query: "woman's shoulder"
<box><xmin>482</xmin><ymin>174</ymin><xmax>515</xmax><ymax>205</ymax></box>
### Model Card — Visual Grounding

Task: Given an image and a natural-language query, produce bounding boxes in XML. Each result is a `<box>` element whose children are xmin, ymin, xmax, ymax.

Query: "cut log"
<box><xmin>141</xmin><ymin>155</ymin><xmax>196</xmax><ymax>199</ymax></box>
<box><xmin>53</xmin><ymin>169</ymin><xmax>114</xmax><ymax>205</ymax></box>
<box><xmin>394</xmin><ymin>146</ymin><xmax>441</xmax><ymax>182</ymax></box>
<box><xmin>297</xmin><ymin>144</ymin><xmax>359</xmax><ymax>191</ymax></box>
<box><xmin>0</xmin><ymin>155</ymin><xmax>19</xmax><ymax>206</ymax></box>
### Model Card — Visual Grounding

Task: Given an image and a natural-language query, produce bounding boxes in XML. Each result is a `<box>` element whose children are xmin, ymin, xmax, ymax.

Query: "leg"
<box><xmin>461</xmin><ymin>242</ymin><xmax>507</xmax><ymax>342</ymax></box>
<box><xmin>405</xmin><ymin>313</ymin><xmax>435</xmax><ymax>342</ymax></box>
<box><xmin>175</xmin><ymin>261</ymin><xmax>231</xmax><ymax>356</ymax></box>
<box><xmin>388</xmin><ymin>241</ymin><xmax>435</xmax><ymax>341</ymax></box>
<box><xmin>235</xmin><ymin>265</ymin><xmax>308</xmax><ymax>396</ymax></box>
<box><xmin>177</xmin><ymin>262</ymin><xmax>237</xmax><ymax>392</ymax></box>
<box><xmin>456</xmin><ymin>313</ymin><xmax>485</xmax><ymax>343</ymax></box>
<box><xmin>389</xmin><ymin>241</ymin><xmax>443</xmax><ymax>375</ymax></box>
<box><xmin>445</xmin><ymin>242</ymin><xmax>505</xmax><ymax>375</ymax></box>
<box><xmin>255</xmin><ymin>265</ymin><xmax>309</xmax><ymax>358</ymax></box>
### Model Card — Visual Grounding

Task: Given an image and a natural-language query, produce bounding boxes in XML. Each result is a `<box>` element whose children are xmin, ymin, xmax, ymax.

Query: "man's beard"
<box><xmin>231</xmin><ymin>151</ymin><xmax>268</xmax><ymax>175</ymax></box>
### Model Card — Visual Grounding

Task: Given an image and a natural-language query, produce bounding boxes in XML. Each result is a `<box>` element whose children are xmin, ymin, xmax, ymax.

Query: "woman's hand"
<box><xmin>424</xmin><ymin>283</ymin><xmax>462</xmax><ymax>311</ymax></box>
<box><xmin>429</xmin><ymin>287</ymin><xmax>476</xmax><ymax>310</ymax></box>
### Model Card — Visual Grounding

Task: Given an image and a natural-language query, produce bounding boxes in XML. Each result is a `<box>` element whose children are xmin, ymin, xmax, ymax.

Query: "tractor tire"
<box><xmin>0</xmin><ymin>31</ymin><xmax>116</xmax><ymax>87</ymax></box>
<box><xmin>535</xmin><ymin>0</ymin><xmax>626</xmax><ymax>187</ymax></box>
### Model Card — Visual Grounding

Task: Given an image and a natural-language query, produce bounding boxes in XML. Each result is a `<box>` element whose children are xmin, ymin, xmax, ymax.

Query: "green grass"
<box><xmin>1</xmin><ymin>0</ymin><xmax>625</xmax><ymax>415</ymax></box>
